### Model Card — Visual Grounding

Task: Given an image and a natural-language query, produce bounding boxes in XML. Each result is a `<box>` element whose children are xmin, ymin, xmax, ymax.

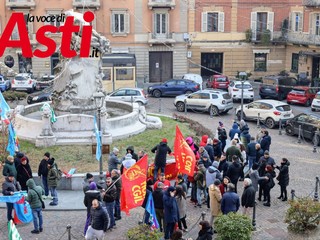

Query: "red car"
<box><xmin>286</xmin><ymin>87</ymin><xmax>318</xmax><ymax>106</ymax></box>
<box><xmin>206</xmin><ymin>75</ymin><xmax>229</xmax><ymax>90</ymax></box>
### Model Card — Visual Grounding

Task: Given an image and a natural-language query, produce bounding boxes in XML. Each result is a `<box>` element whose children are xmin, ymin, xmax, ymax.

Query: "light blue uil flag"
<box><xmin>94</xmin><ymin>116</ymin><xmax>102</xmax><ymax>161</ymax></box>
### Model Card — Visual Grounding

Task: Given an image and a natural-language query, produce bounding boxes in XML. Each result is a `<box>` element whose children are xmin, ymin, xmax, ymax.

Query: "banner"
<box><xmin>174</xmin><ymin>125</ymin><xmax>196</xmax><ymax>176</ymax></box>
<box><xmin>145</xmin><ymin>193</ymin><xmax>159</xmax><ymax>229</ymax></box>
<box><xmin>8</xmin><ymin>220</ymin><xmax>22</xmax><ymax>240</ymax></box>
<box><xmin>0</xmin><ymin>91</ymin><xmax>11</xmax><ymax>125</ymax></box>
<box><xmin>120</xmin><ymin>155</ymin><xmax>148</xmax><ymax>215</ymax></box>
<box><xmin>93</xmin><ymin>116</ymin><xmax>101</xmax><ymax>161</ymax></box>
<box><xmin>7</xmin><ymin>123</ymin><xmax>19</xmax><ymax>156</ymax></box>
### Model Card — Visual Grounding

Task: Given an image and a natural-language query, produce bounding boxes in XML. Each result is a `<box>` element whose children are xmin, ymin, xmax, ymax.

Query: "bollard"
<box><xmin>314</xmin><ymin>177</ymin><xmax>319</xmax><ymax>202</ymax></box>
<box><xmin>257</xmin><ymin>113</ymin><xmax>260</xmax><ymax>128</ymax></box>
<box><xmin>291</xmin><ymin>189</ymin><xmax>295</xmax><ymax>201</ymax></box>
<box><xmin>252</xmin><ymin>201</ymin><xmax>257</xmax><ymax>231</ymax></box>
<box><xmin>158</xmin><ymin>98</ymin><xmax>161</xmax><ymax>113</ymax></box>
<box><xmin>313</xmin><ymin>130</ymin><xmax>319</xmax><ymax>153</ymax></box>
<box><xmin>298</xmin><ymin>125</ymin><xmax>302</xmax><ymax>143</ymax></box>
<box><xmin>67</xmin><ymin>225</ymin><xmax>71</xmax><ymax>240</ymax></box>
<box><xmin>184</xmin><ymin>99</ymin><xmax>187</xmax><ymax>115</ymax></box>
<box><xmin>279</xmin><ymin>119</ymin><xmax>282</xmax><ymax>135</ymax></box>
<box><xmin>201</xmin><ymin>211</ymin><xmax>206</xmax><ymax>221</ymax></box>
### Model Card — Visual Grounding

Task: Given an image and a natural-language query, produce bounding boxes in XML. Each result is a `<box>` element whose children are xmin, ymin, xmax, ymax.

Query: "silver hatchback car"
<box><xmin>174</xmin><ymin>89</ymin><xmax>233</xmax><ymax>116</ymax></box>
<box><xmin>105</xmin><ymin>88</ymin><xmax>148</xmax><ymax>105</ymax></box>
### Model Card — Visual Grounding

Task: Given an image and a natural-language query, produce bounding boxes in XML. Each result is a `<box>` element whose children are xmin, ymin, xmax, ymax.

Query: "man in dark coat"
<box><xmin>275</xmin><ymin>158</ymin><xmax>290</xmax><ymax>201</ymax></box>
<box><xmin>85</xmin><ymin>199</ymin><xmax>109</xmax><ymax>240</ymax></box>
<box><xmin>240</xmin><ymin>124</ymin><xmax>251</xmax><ymax>150</ymax></box>
<box><xmin>153</xmin><ymin>182</ymin><xmax>165</xmax><ymax>232</ymax></box>
<box><xmin>102</xmin><ymin>177</ymin><xmax>117</xmax><ymax>229</ymax></box>
<box><xmin>212</xmin><ymin>139</ymin><xmax>222</xmax><ymax>160</ymax></box>
<box><xmin>111</xmin><ymin>169</ymin><xmax>122</xmax><ymax>220</ymax></box>
<box><xmin>38</xmin><ymin>152</ymin><xmax>51</xmax><ymax>198</ymax></box>
<box><xmin>163</xmin><ymin>186</ymin><xmax>179</xmax><ymax>240</ymax></box>
<box><xmin>226</xmin><ymin>155</ymin><xmax>242</xmax><ymax>193</ymax></box>
<box><xmin>2</xmin><ymin>155</ymin><xmax>17</xmax><ymax>178</ymax></box>
<box><xmin>246</xmin><ymin>137</ymin><xmax>257</xmax><ymax>169</ymax></box>
<box><xmin>225</xmin><ymin>140</ymin><xmax>243</xmax><ymax>162</ymax></box>
<box><xmin>221</xmin><ymin>183</ymin><xmax>240</xmax><ymax>215</ymax></box>
<box><xmin>151</xmin><ymin>138</ymin><xmax>172</xmax><ymax>181</ymax></box>
<box><xmin>255</xmin><ymin>143</ymin><xmax>264</xmax><ymax>164</ymax></box>
<box><xmin>16</xmin><ymin>157</ymin><xmax>33</xmax><ymax>191</ymax></box>
<box><xmin>229</xmin><ymin>122</ymin><xmax>241</xmax><ymax>140</ymax></box>
<box><xmin>204</xmin><ymin>138</ymin><xmax>215</xmax><ymax>162</ymax></box>
<box><xmin>2</xmin><ymin>173</ymin><xmax>21</xmax><ymax>222</ymax></box>
<box><xmin>241</xmin><ymin>178</ymin><xmax>256</xmax><ymax>217</ymax></box>
<box><xmin>260</xmin><ymin>130</ymin><xmax>272</xmax><ymax>152</ymax></box>
<box><xmin>108</xmin><ymin>147</ymin><xmax>120</xmax><ymax>172</ymax></box>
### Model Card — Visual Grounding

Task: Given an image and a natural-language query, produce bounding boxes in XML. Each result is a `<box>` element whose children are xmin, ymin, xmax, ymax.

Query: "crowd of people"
<box><xmin>1</xmin><ymin>119</ymin><xmax>291</xmax><ymax>240</ymax></box>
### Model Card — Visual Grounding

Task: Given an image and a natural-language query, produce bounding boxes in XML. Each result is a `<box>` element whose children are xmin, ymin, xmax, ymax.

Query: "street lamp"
<box><xmin>239</xmin><ymin>72</ymin><xmax>247</xmax><ymax>121</ymax></box>
<box><xmin>93</xmin><ymin>91</ymin><xmax>105</xmax><ymax>185</ymax></box>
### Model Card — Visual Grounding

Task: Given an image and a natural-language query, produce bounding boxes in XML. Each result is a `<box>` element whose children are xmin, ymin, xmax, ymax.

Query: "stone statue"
<box><xmin>40</xmin><ymin>103</ymin><xmax>54</xmax><ymax>136</ymax></box>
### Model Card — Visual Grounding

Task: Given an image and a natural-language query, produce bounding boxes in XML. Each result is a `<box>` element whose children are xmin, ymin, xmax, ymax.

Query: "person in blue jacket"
<box><xmin>221</xmin><ymin>183</ymin><xmax>240</xmax><ymax>215</ymax></box>
<box><xmin>229</xmin><ymin>122</ymin><xmax>241</xmax><ymax>140</ymax></box>
<box><xmin>163</xmin><ymin>186</ymin><xmax>179</xmax><ymax>240</ymax></box>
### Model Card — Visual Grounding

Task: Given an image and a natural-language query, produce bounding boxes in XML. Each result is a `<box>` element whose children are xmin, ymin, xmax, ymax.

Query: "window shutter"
<box><xmin>125</xmin><ymin>12</ymin><xmax>130</xmax><ymax>34</ymax></box>
<box><xmin>218</xmin><ymin>12</ymin><xmax>224</xmax><ymax>32</ymax></box>
<box><xmin>251</xmin><ymin>12</ymin><xmax>257</xmax><ymax>41</ymax></box>
<box><xmin>110</xmin><ymin>13</ymin><xmax>114</xmax><ymax>34</ymax></box>
<box><xmin>289</xmin><ymin>12</ymin><xmax>294</xmax><ymax>32</ymax></box>
<box><xmin>298</xmin><ymin>12</ymin><xmax>303</xmax><ymax>32</ymax></box>
<box><xmin>267</xmin><ymin>12</ymin><xmax>274</xmax><ymax>40</ymax></box>
<box><xmin>201</xmin><ymin>12</ymin><xmax>207</xmax><ymax>32</ymax></box>
<box><xmin>166</xmin><ymin>12</ymin><xmax>169</xmax><ymax>34</ymax></box>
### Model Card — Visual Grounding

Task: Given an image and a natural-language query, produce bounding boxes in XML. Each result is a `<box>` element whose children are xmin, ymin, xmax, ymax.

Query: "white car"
<box><xmin>311</xmin><ymin>91</ymin><xmax>320</xmax><ymax>112</ymax></box>
<box><xmin>228</xmin><ymin>80</ymin><xmax>254</xmax><ymax>102</ymax></box>
<box><xmin>11</xmin><ymin>73</ymin><xmax>37</xmax><ymax>93</ymax></box>
<box><xmin>105</xmin><ymin>88</ymin><xmax>148</xmax><ymax>105</ymax></box>
<box><xmin>236</xmin><ymin>100</ymin><xmax>294</xmax><ymax>129</ymax></box>
<box><xmin>182</xmin><ymin>73</ymin><xmax>203</xmax><ymax>90</ymax></box>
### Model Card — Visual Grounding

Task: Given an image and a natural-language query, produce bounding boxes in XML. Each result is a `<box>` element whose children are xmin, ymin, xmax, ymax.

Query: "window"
<box><xmin>211</xmin><ymin>94</ymin><xmax>218</xmax><ymax>99</ymax></box>
<box><xmin>154</xmin><ymin>13</ymin><xmax>167</xmax><ymax>35</ymax></box>
<box><xmin>45</xmin><ymin>10</ymin><xmax>63</xmax><ymax>33</ymax></box>
<box><xmin>291</xmin><ymin>12</ymin><xmax>303</xmax><ymax>32</ymax></box>
<box><xmin>251</xmin><ymin>12</ymin><xmax>274</xmax><ymax>41</ymax></box>
<box><xmin>189</xmin><ymin>93</ymin><xmax>201</xmax><ymax>99</ymax></box>
<box><xmin>200</xmin><ymin>93</ymin><xmax>210</xmax><ymax>99</ymax></box>
<box><xmin>254</xmin><ymin>53</ymin><xmax>267</xmax><ymax>72</ymax></box>
<box><xmin>177</xmin><ymin>80</ymin><xmax>186</xmax><ymax>85</ymax></box>
<box><xmin>111</xmin><ymin>10</ymin><xmax>130</xmax><ymax>35</ymax></box>
<box><xmin>126</xmin><ymin>90</ymin><xmax>139</xmax><ymax>96</ymax></box>
<box><xmin>201</xmin><ymin>12</ymin><xmax>224</xmax><ymax>32</ymax></box>
<box><xmin>165</xmin><ymin>80</ymin><xmax>176</xmax><ymax>86</ymax></box>
<box><xmin>291</xmin><ymin>53</ymin><xmax>299</xmax><ymax>73</ymax></box>
<box><xmin>315</xmin><ymin>13</ymin><xmax>320</xmax><ymax>35</ymax></box>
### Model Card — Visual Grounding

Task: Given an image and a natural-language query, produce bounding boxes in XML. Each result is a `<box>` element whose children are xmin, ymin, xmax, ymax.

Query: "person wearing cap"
<box><xmin>108</xmin><ymin>147</ymin><xmax>120</xmax><ymax>172</ymax></box>
<box><xmin>163</xmin><ymin>186</ymin><xmax>179</xmax><ymax>240</ymax></box>
<box><xmin>154</xmin><ymin>173</ymin><xmax>171</xmax><ymax>190</ymax></box>
<box><xmin>47</xmin><ymin>159</ymin><xmax>59</xmax><ymax>206</ymax></box>
<box><xmin>2</xmin><ymin>155</ymin><xmax>17</xmax><ymax>179</ymax></box>
<box><xmin>16</xmin><ymin>156</ymin><xmax>33</xmax><ymax>191</ymax></box>
<box><xmin>209</xmin><ymin>179</ymin><xmax>222</xmax><ymax>228</ymax></box>
<box><xmin>2</xmin><ymin>173</ymin><xmax>21</xmax><ymax>222</ymax></box>
<box><xmin>260</xmin><ymin>130</ymin><xmax>272</xmax><ymax>152</ymax></box>
<box><xmin>38</xmin><ymin>152</ymin><xmax>51</xmax><ymax>198</ymax></box>
<box><xmin>83</xmin><ymin>173</ymin><xmax>100</xmax><ymax>194</ymax></box>
<box><xmin>120</xmin><ymin>153</ymin><xmax>136</xmax><ymax>174</ymax></box>
<box><xmin>151</xmin><ymin>138</ymin><xmax>172</xmax><ymax>182</ymax></box>
<box><xmin>152</xmin><ymin>182</ymin><xmax>165</xmax><ymax>232</ymax></box>
<box><xmin>221</xmin><ymin>183</ymin><xmax>240</xmax><ymax>215</ymax></box>
<box><xmin>229</xmin><ymin>122</ymin><xmax>241</xmax><ymax>140</ymax></box>
<box><xmin>241</xmin><ymin>178</ymin><xmax>256</xmax><ymax>216</ymax></box>
<box><xmin>14</xmin><ymin>152</ymin><xmax>27</xmax><ymax>169</ymax></box>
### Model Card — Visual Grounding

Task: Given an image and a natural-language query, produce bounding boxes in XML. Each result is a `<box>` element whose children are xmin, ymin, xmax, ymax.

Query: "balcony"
<box><xmin>287</xmin><ymin>32</ymin><xmax>320</xmax><ymax>46</ymax></box>
<box><xmin>148</xmin><ymin>32</ymin><xmax>176</xmax><ymax>45</ymax></box>
<box><xmin>73</xmin><ymin>0</ymin><xmax>100</xmax><ymax>10</ymax></box>
<box><xmin>148</xmin><ymin>0</ymin><xmax>175</xmax><ymax>10</ymax></box>
<box><xmin>303</xmin><ymin>0</ymin><xmax>320</xmax><ymax>7</ymax></box>
<box><xmin>6</xmin><ymin>0</ymin><xmax>36</xmax><ymax>10</ymax></box>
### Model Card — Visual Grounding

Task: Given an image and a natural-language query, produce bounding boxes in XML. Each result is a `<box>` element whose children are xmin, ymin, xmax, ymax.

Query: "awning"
<box><xmin>299</xmin><ymin>51</ymin><xmax>320</xmax><ymax>57</ymax></box>
<box><xmin>253</xmin><ymin>49</ymin><xmax>270</xmax><ymax>54</ymax></box>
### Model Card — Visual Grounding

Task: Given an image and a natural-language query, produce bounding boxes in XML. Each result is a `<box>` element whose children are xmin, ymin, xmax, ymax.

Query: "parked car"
<box><xmin>174</xmin><ymin>89</ymin><xmax>233</xmax><ymax>116</ymax></box>
<box><xmin>27</xmin><ymin>86</ymin><xmax>53</xmax><ymax>104</ymax></box>
<box><xmin>206</xmin><ymin>75</ymin><xmax>230</xmax><ymax>90</ymax></box>
<box><xmin>228</xmin><ymin>80</ymin><xmax>254</xmax><ymax>102</ymax></box>
<box><xmin>36</xmin><ymin>74</ymin><xmax>55</xmax><ymax>90</ymax></box>
<box><xmin>236</xmin><ymin>100</ymin><xmax>294</xmax><ymax>129</ymax></box>
<box><xmin>285</xmin><ymin>113</ymin><xmax>320</xmax><ymax>145</ymax></box>
<box><xmin>182</xmin><ymin>73</ymin><xmax>203</xmax><ymax>89</ymax></box>
<box><xmin>311</xmin><ymin>91</ymin><xmax>320</xmax><ymax>112</ymax></box>
<box><xmin>286</xmin><ymin>87</ymin><xmax>318</xmax><ymax>106</ymax></box>
<box><xmin>148</xmin><ymin>79</ymin><xmax>200</xmax><ymax>98</ymax></box>
<box><xmin>259</xmin><ymin>75</ymin><xmax>297</xmax><ymax>100</ymax></box>
<box><xmin>105</xmin><ymin>88</ymin><xmax>148</xmax><ymax>105</ymax></box>
<box><xmin>0</xmin><ymin>75</ymin><xmax>11</xmax><ymax>92</ymax></box>
<box><xmin>11</xmin><ymin>73</ymin><xmax>37</xmax><ymax>93</ymax></box>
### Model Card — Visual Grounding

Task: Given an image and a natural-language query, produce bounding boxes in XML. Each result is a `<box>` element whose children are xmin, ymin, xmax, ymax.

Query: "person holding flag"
<box><xmin>2</xmin><ymin>173</ymin><xmax>21</xmax><ymax>222</ymax></box>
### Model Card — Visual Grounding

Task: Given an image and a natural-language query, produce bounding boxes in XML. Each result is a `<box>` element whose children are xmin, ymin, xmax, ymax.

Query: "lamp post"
<box><xmin>93</xmin><ymin>91</ymin><xmax>105</xmax><ymax>185</ymax></box>
<box><xmin>239</xmin><ymin>72</ymin><xmax>247</xmax><ymax>121</ymax></box>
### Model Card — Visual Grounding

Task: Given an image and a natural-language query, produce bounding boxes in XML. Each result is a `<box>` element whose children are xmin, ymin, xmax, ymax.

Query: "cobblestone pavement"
<box><xmin>0</xmin><ymin>96</ymin><xmax>319</xmax><ymax>240</ymax></box>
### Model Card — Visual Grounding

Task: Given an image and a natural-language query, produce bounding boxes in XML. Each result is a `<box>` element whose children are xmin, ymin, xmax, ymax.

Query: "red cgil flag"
<box><xmin>120</xmin><ymin>154</ymin><xmax>148</xmax><ymax>215</ymax></box>
<box><xmin>174</xmin><ymin>125</ymin><xmax>196</xmax><ymax>176</ymax></box>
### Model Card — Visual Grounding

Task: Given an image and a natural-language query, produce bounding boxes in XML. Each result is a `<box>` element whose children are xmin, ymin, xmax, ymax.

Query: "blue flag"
<box><xmin>6</xmin><ymin>123</ymin><xmax>17</xmax><ymax>156</ymax></box>
<box><xmin>94</xmin><ymin>116</ymin><xmax>102</xmax><ymax>161</ymax></box>
<box><xmin>145</xmin><ymin>193</ymin><xmax>159</xmax><ymax>229</ymax></box>
<box><xmin>0</xmin><ymin>91</ymin><xmax>11</xmax><ymax>124</ymax></box>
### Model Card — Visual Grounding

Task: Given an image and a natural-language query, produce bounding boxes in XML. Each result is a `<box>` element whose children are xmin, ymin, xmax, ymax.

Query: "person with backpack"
<box><xmin>47</xmin><ymin>159</ymin><xmax>59</xmax><ymax>206</ymax></box>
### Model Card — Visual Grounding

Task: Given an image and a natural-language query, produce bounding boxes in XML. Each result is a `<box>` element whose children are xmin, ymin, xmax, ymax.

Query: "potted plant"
<box><xmin>126</xmin><ymin>224</ymin><xmax>163</xmax><ymax>240</ymax></box>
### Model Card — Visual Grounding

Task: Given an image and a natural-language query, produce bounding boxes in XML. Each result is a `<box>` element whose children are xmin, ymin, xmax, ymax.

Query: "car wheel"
<box><xmin>285</xmin><ymin>125</ymin><xmax>295</xmax><ymax>136</ymax></box>
<box><xmin>311</xmin><ymin>108</ymin><xmax>315</xmax><ymax>112</ymax></box>
<box><xmin>305</xmin><ymin>99</ymin><xmax>311</xmax><ymax>107</ymax></box>
<box><xmin>209</xmin><ymin>105</ymin><xmax>219</xmax><ymax>116</ymax></box>
<box><xmin>185</xmin><ymin>90</ymin><xmax>193</xmax><ymax>95</ymax></box>
<box><xmin>176</xmin><ymin>102</ymin><xmax>185</xmax><ymax>112</ymax></box>
<box><xmin>265</xmin><ymin>117</ymin><xmax>276</xmax><ymax>129</ymax></box>
<box><xmin>153</xmin><ymin>89</ymin><xmax>161</xmax><ymax>98</ymax></box>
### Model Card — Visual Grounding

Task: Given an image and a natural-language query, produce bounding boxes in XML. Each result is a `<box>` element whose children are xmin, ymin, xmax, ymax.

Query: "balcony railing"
<box><xmin>148</xmin><ymin>0</ymin><xmax>175</xmax><ymax>9</ymax></box>
<box><xmin>303</xmin><ymin>0</ymin><xmax>320</xmax><ymax>7</ymax></box>
<box><xmin>287</xmin><ymin>32</ymin><xmax>320</xmax><ymax>46</ymax></box>
<box><xmin>73</xmin><ymin>0</ymin><xmax>100</xmax><ymax>9</ymax></box>
<box><xmin>6</xmin><ymin>0</ymin><xmax>35</xmax><ymax>9</ymax></box>
<box><xmin>148</xmin><ymin>32</ymin><xmax>176</xmax><ymax>45</ymax></box>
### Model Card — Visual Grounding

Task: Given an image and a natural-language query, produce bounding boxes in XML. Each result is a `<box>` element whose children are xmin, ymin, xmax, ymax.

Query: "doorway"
<box><xmin>149</xmin><ymin>52</ymin><xmax>173</xmax><ymax>82</ymax></box>
<box><xmin>201</xmin><ymin>53</ymin><xmax>223</xmax><ymax>81</ymax></box>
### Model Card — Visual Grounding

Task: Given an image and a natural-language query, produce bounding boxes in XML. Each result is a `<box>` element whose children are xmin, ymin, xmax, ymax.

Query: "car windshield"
<box><xmin>276</xmin><ymin>105</ymin><xmax>291</xmax><ymax>111</ymax></box>
<box><xmin>15</xmin><ymin>76</ymin><xmax>27</xmax><ymax>81</ymax></box>
<box><xmin>263</xmin><ymin>78</ymin><xmax>276</xmax><ymax>85</ymax></box>
<box><xmin>222</xmin><ymin>93</ymin><xmax>231</xmax><ymax>99</ymax></box>
<box><xmin>315</xmin><ymin>94</ymin><xmax>320</xmax><ymax>100</ymax></box>
<box><xmin>235</xmin><ymin>84</ymin><xmax>251</xmax><ymax>89</ymax></box>
<box><xmin>291</xmin><ymin>89</ymin><xmax>305</xmax><ymax>95</ymax></box>
<box><xmin>216</xmin><ymin>77</ymin><xmax>227</xmax><ymax>82</ymax></box>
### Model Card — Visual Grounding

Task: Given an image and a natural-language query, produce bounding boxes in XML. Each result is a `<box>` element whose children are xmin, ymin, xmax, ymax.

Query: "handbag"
<box><xmin>32</xmin><ymin>189</ymin><xmax>45</xmax><ymax>209</ymax></box>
